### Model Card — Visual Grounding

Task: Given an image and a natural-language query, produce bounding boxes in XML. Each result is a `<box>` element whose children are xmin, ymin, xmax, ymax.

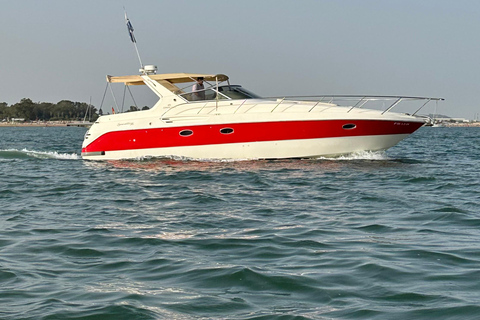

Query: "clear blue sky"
<box><xmin>1</xmin><ymin>0</ymin><xmax>479</xmax><ymax>119</ymax></box>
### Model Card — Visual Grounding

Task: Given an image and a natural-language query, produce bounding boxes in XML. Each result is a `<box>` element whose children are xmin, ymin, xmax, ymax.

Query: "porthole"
<box><xmin>179</xmin><ymin>129</ymin><xmax>193</xmax><ymax>137</ymax></box>
<box><xmin>220</xmin><ymin>127</ymin><xmax>234</xmax><ymax>135</ymax></box>
<box><xmin>342</xmin><ymin>123</ymin><xmax>356</xmax><ymax>130</ymax></box>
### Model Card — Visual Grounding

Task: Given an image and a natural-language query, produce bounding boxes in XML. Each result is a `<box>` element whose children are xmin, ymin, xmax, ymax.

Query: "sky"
<box><xmin>1</xmin><ymin>0</ymin><xmax>479</xmax><ymax>119</ymax></box>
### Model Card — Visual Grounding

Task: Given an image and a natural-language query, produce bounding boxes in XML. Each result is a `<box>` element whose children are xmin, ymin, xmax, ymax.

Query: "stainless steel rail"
<box><xmin>268</xmin><ymin>95</ymin><xmax>444</xmax><ymax>115</ymax></box>
<box><xmin>160</xmin><ymin>95</ymin><xmax>444</xmax><ymax>118</ymax></box>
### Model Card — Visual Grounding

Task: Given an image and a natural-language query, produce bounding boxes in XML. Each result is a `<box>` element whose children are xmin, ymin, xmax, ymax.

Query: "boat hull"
<box><xmin>82</xmin><ymin>134</ymin><xmax>410</xmax><ymax>160</ymax></box>
<box><xmin>81</xmin><ymin>119</ymin><xmax>423</xmax><ymax>160</ymax></box>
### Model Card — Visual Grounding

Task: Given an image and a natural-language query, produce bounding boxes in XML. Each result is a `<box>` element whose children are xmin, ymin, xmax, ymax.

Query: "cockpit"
<box><xmin>105</xmin><ymin>72</ymin><xmax>262</xmax><ymax>105</ymax></box>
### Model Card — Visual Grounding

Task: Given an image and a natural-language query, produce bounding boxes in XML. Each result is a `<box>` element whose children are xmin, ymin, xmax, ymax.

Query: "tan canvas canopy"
<box><xmin>106</xmin><ymin>73</ymin><xmax>229</xmax><ymax>86</ymax></box>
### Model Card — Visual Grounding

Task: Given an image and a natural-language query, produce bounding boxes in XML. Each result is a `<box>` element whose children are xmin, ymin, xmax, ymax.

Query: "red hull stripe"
<box><xmin>82</xmin><ymin>120</ymin><xmax>423</xmax><ymax>153</ymax></box>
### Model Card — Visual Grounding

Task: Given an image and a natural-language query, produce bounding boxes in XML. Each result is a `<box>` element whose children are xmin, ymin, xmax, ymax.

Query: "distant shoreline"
<box><xmin>0</xmin><ymin>121</ymin><xmax>89</xmax><ymax>127</ymax></box>
<box><xmin>442</xmin><ymin>122</ymin><xmax>480</xmax><ymax>127</ymax></box>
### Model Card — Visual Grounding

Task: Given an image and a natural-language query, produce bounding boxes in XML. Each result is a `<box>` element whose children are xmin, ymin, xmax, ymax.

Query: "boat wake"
<box><xmin>119</xmin><ymin>151</ymin><xmax>391</xmax><ymax>163</ymax></box>
<box><xmin>0</xmin><ymin>149</ymin><xmax>80</xmax><ymax>160</ymax></box>
<box><xmin>314</xmin><ymin>151</ymin><xmax>391</xmax><ymax>161</ymax></box>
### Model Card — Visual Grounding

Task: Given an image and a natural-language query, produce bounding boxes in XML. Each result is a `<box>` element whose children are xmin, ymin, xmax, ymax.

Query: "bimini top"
<box><xmin>106</xmin><ymin>73</ymin><xmax>229</xmax><ymax>86</ymax></box>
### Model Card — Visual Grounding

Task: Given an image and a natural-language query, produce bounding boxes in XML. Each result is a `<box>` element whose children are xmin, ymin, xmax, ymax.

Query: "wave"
<box><xmin>315</xmin><ymin>150</ymin><xmax>391</xmax><ymax>161</ymax></box>
<box><xmin>0</xmin><ymin>148</ymin><xmax>80</xmax><ymax>160</ymax></box>
<box><xmin>94</xmin><ymin>151</ymin><xmax>391</xmax><ymax>164</ymax></box>
<box><xmin>151</xmin><ymin>151</ymin><xmax>392</xmax><ymax>162</ymax></box>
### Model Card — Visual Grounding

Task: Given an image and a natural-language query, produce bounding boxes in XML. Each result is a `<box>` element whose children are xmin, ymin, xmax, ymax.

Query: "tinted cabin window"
<box><xmin>179</xmin><ymin>129</ymin><xmax>193</xmax><ymax>136</ymax></box>
<box><xmin>220</xmin><ymin>128</ymin><xmax>234</xmax><ymax>134</ymax></box>
<box><xmin>342</xmin><ymin>124</ymin><xmax>356</xmax><ymax>130</ymax></box>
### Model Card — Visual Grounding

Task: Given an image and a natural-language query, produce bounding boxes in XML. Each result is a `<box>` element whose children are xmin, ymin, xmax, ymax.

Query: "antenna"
<box><xmin>124</xmin><ymin>8</ymin><xmax>143</xmax><ymax>69</ymax></box>
<box><xmin>83</xmin><ymin>96</ymin><xmax>92</xmax><ymax>123</ymax></box>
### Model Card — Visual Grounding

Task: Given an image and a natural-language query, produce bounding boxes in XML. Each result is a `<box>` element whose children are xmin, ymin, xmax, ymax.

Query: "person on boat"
<box><xmin>191</xmin><ymin>77</ymin><xmax>205</xmax><ymax>100</ymax></box>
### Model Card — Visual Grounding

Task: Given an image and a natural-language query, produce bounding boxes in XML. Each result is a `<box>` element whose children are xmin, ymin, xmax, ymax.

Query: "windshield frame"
<box><xmin>177</xmin><ymin>81</ymin><xmax>262</xmax><ymax>102</ymax></box>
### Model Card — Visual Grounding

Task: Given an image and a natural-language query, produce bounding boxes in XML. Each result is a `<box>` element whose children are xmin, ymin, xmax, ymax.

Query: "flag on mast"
<box><xmin>124</xmin><ymin>9</ymin><xmax>144</xmax><ymax>69</ymax></box>
<box><xmin>125</xmin><ymin>13</ymin><xmax>136</xmax><ymax>43</ymax></box>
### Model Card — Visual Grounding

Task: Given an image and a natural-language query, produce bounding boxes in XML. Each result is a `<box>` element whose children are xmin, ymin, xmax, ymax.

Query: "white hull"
<box><xmin>84</xmin><ymin>134</ymin><xmax>410</xmax><ymax>160</ymax></box>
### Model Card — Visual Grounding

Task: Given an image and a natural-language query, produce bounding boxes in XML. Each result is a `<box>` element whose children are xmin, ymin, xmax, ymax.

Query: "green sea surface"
<box><xmin>1</xmin><ymin>126</ymin><xmax>479</xmax><ymax>319</ymax></box>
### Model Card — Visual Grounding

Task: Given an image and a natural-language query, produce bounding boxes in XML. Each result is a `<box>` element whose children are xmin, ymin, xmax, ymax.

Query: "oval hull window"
<box><xmin>342</xmin><ymin>123</ymin><xmax>356</xmax><ymax>130</ymax></box>
<box><xmin>179</xmin><ymin>129</ymin><xmax>193</xmax><ymax>137</ymax></box>
<box><xmin>220</xmin><ymin>127</ymin><xmax>234</xmax><ymax>134</ymax></box>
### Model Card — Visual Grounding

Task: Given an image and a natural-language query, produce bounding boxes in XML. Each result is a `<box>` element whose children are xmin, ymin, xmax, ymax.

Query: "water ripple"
<box><xmin>1</xmin><ymin>127</ymin><xmax>480</xmax><ymax>319</ymax></box>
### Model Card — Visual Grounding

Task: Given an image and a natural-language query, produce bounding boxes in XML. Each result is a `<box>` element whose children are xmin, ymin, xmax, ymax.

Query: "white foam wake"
<box><xmin>0</xmin><ymin>148</ymin><xmax>80</xmax><ymax>160</ymax></box>
<box><xmin>316</xmin><ymin>151</ymin><xmax>391</xmax><ymax>161</ymax></box>
<box><xmin>108</xmin><ymin>152</ymin><xmax>390</xmax><ymax>164</ymax></box>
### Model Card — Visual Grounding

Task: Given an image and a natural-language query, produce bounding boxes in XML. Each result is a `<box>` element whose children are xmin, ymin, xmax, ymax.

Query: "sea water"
<box><xmin>0</xmin><ymin>126</ymin><xmax>479</xmax><ymax>320</ymax></box>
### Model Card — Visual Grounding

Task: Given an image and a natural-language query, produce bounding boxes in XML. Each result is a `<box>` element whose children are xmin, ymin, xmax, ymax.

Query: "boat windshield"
<box><xmin>180</xmin><ymin>85</ymin><xmax>261</xmax><ymax>102</ymax></box>
<box><xmin>216</xmin><ymin>85</ymin><xmax>261</xmax><ymax>100</ymax></box>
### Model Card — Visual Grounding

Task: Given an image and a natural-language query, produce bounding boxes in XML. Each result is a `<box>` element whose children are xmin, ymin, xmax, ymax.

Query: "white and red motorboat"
<box><xmin>81</xmin><ymin>66</ymin><xmax>442</xmax><ymax>160</ymax></box>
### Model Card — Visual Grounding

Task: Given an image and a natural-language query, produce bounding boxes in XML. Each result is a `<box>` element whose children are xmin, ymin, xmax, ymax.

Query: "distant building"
<box><xmin>11</xmin><ymin>118</ymin><xmax>25</xmax><ymax>122</ymax></box>
<box><xmin>438</xmin><ymin>117</ymin><xmax>469</xmax><ymax>123</ymax></box>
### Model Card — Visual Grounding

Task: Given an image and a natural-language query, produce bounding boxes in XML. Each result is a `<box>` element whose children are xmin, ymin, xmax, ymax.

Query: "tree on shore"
<box><xmin>0</xmin><ymin>99</ymin><xmax>99</xmax><ymax>122</ymax></box>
